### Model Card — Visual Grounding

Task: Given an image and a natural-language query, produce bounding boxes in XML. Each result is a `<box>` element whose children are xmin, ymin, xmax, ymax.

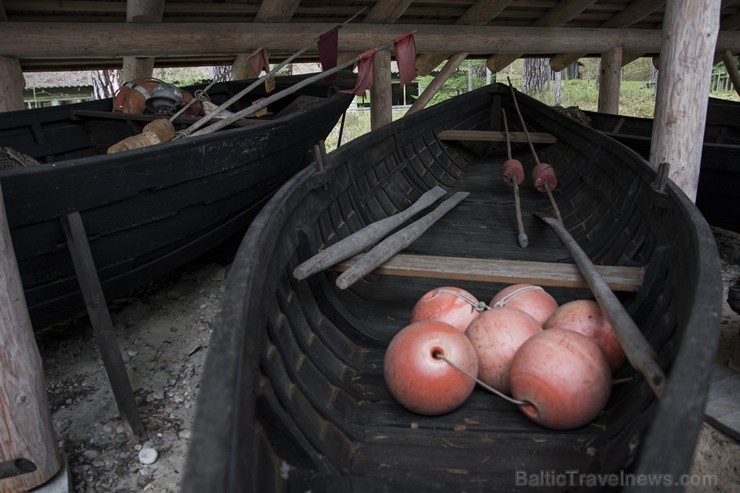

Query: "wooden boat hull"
<box><xmin>0</xmin><ymin>74</ymin><xmax>354</xmax><ymax>329</ymax></box>
<box><xmin>185</xmin><ymin>84</ymin><xmax>722</xmax><ymax>492</ymax></box>
<box><xmin>583</xmin><ymin>99</ymin><xmax>740</xmax><ymax>233</ymax></box>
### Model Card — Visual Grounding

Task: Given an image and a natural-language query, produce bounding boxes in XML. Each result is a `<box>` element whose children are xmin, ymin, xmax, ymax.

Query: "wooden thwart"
<box><xmin>437</xmin><ymin>129</ymin><xmax>556</xmax><ymax>144</ymax></box>
<box><xmin>332</xmin><ymin>253</ymin><xmax>645</xmax><ymax>292</ymax></box>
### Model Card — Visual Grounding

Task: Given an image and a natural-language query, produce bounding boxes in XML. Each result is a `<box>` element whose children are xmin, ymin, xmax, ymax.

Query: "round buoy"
<box><xmin>491</xmin><ymin>284</ymin><xmax>558</xmax><ymax>326</ymax></box>
<box><xmin>532</xmin><ymin>162</ymin><xmax>557</xmax><ymax>193</ymax></box>
<box><xmin>465</xmin><ymin>307</ymin><xmax>542</xmax><ymax>394</ymax></box>
<box><xmin>502</xmin><ymin>159</ymin><xmax>525</xmax><ymax>187</ymax></box>
<box><xmin>410</xmin><ymin>286</ymin><xmax>481</xmax><ymax>332</ymax></box>
<box><xmin>384</xmin><ymin>320</ymin><xmax>479</xmax><ymax>415</ymax></box>
<box><xmin>544</xmin><ymin>299</ymin><xmax>625</xmax><ymax>373</ymax></box>
<box><xmin>509</xmin><ymin>329</ymin><xmax>612</xmax><ymax>430</ymax></box>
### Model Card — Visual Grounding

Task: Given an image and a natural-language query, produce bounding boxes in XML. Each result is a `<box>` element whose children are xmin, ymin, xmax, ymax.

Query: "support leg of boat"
<box><xmin>60</xmin><ymin>212</ymin><xmax>145</xmax><ymax>440</ymax></box>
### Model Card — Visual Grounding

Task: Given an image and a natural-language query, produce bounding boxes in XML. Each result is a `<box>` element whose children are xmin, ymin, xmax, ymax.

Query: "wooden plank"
<box><xmin>60</xmin><ymin>212</ymin><xmax>144</xmax><ymax>439</ymax></box>
<box><xmin>705</xmin><ymin>362</ymin><xmax>740</xmax><ymax>441</ymax></box>
<box><xmin>364</xmin><ymin>0</ymin><xmax>413</xmax><ymax>23</ymax></box>
<box><xmin>331</xmin><ymin>253</ymin><xmax>644</xmax><ymax>292</ymax></box>
<box><xmin>407</xmin><ymin>52</ymin><xmax>469</xmax><ymax>115</ymax></box>
<box><xmin>598</xmin><ymin>45</ymin><xmax>622</xmax><ymax>114</ymax></box>
<box><xmin>0</xmin><ymin>186</ymin><xmax>60</xmax><ymax>492</ymax></box>
<box><xmin>371</xmin><ymin>49</ymin><xmax>392</xmax><ymax>130</ymax></box>
<box><xmin>437</xmin><ymin>129</ymin><xmax>556</xmax><ymax>144</ymax></box>
<box><xmin>71</xmin><ymin>109</ymin><xmax>266</xmax><ymax>127</ymax></box>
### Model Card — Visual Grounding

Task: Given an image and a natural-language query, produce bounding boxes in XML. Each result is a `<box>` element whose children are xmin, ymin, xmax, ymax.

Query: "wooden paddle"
<box><xmin>293</xmin><ymin>186</ymin><xmax>447</xmax><ymax>280</ymax></box>
<box><xmin>336</xmin><ymin>192</ymin><xmax>469</xmax><ymax>290</ymax></box>
<box><xmin>538</xmin><ymin>213</ymin><xmax>666</xmax><ymax>399</ymax></box>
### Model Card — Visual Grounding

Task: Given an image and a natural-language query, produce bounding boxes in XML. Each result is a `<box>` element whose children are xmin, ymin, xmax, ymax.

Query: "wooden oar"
<box><xmin>537</xmin><ymin>213</ymin><xmax>666</xmax><ymax>399</ymax></box>
<box><xmin>174</xmin><ymin>8</ymin><xmax>367</xmax><ymax>132</ymax></box>
<box><xmin>501</xmin><ymin>109</ymin><xmax>528</xmax><ymax>248</ymax></box>
<box><xmin>336</xmin><ymin>192</ymin><xmax>469</xmax><ymax>290</ymax></box>
<box><xmin>507</xmin><ymin>77</ymin><xmax>563</xmax><ymax>226</ymax></box>
<box><xmin>293</xmin><ymin>186</ymin><xmax>447</xmax><ymax>280</ymax></box>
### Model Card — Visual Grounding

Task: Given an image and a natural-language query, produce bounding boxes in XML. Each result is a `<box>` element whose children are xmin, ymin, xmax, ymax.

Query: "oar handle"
<box><xmin>538</xmin><ymin>214</ymin><xmax>665</xmax><ymax>399</ymax></box>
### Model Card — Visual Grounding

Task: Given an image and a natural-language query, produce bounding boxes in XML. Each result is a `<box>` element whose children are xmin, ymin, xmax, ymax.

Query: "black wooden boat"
<box><xmin>0</xmin><ymin>73</ymin><xmax>354</xmax><ymax>330</ymax></box>
<box><xmin>185</xmin><ymin>83</ymin><xmax>722</xmax><ymax>492</ymax></box>
<box><xmin>582</xmin><ymin>98</ymin><xmax>740</xmax><ymax>233</ymax></box>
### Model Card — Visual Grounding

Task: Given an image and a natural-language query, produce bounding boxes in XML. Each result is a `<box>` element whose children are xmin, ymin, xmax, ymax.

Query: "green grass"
<box><xmin>325</xmin><ymin>68</ymin><xmax>739</xmax><ymax>150</ymax></box>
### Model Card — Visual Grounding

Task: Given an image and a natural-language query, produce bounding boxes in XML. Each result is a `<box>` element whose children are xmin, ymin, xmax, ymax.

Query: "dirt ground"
<box><xmin>32</xmin><ymin>228</ymin><xmax>740</xmax><ymax>492</ymax></box>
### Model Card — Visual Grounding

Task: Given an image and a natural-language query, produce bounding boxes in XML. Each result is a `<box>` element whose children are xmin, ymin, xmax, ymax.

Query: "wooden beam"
<box><xmin>598</xmin><ymin>46</ymin><xmax>622</xmax><ymax>114</ymax></box>
<box><xmin>416</xmin><ymin>0</ymin><xmax>512</xmax><ymax>76</ymax></box>
<box><xmin>0</xmin><ymin>185</ymin><xmax>61</xmax><ymax>492</ymax></box>
<box><xmin>437</xmin><ymin>129</ymin><xmax>556</xmax><ymax>144</ymax></box>
<box><xmin>0</xmin><ymin>56</ymin><xmax>23</xmax><ymax>113</ymax></box>
<box><xmin>650</xmin><ymin>0</ymin><xmax>719</xmax><ymax>202</ymax></box>
<box><xmin>255</xmin><ymin>0</ymin><xmax>300</xmax><ymax>23</ymax></box>
<box><xmin>3</xmin><ymin>23</ymin><xmax>740</xmax><ymax>58</ymax></box>
<box><xmin>371</xmin><ymin>49</ymin><xmax>392</xmax><ymax>130</ymax></box>
<box><xmin>721</xmin><ymin>50</ymin><xmax>740</xmax><ymax>96</ymax></box>
<box><xmin>407</xmin><ymin>52</ymin><xmax>468</xmax><ymax>116</ymax></box>
<box><xmin>487</xmin><ymin>0</ymin><xmax>598</xmax><ymax>72</ymax></box>
<box><xmin>550</xmin><ymin>0</ymin><xmax>665</xmax><ymax>72</ymax></box>
<box><xmin>121</xmin><ymin>0</ymin><xmax>165</xmax><ymax>82</ymax></box>
<box><xmin>332</xmin><ymin>253</ymin><xmax>645</xmax><ymax>292</ymax></box>
<box><xmin>364</xmin><ymin>0</ymin><xmax>413</xmax><ymax>23</ymax></box>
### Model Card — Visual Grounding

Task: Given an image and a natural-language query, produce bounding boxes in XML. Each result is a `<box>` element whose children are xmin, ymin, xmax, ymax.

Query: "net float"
<box><xmin>502</xmin><ymin>159</ymin><xmax>525</xmax><ymax>187</ymax></box>
<box><xmin>544</xmin><ymin>299</ymin><xmax>626</xmax><ymax>374</ymax></box>
<box><xmin>501</xmin><ymin>109</ymin><xmax>528</xmax><ymax>248</ymax></box>
<box><xmin>384</xmin><ymin>320</ymin><xmax>479</xmax><ymax>415</ymax></box>
<box><xmin>491</xmin><ymin>284</ymin><xmax>558</xmax><ymax>326</ymax></box>
<box><xmin>410</xmin><ymin>286</ymin><xmax>482</xmax><ymax>332</ymax></box>
<box><xmin>531</xmin><ymin>162</ymin><xmax>558</xmax><ymax>193</ymax></box>
<box><xmin>509</xmin><ymin>329</ymin><xmax>612</xmax><ymax>430</ymax></box>
<box><xmin>465</xmin><ymin>307</ymin><xmax>542</xmax><ymax>394</ymax></box>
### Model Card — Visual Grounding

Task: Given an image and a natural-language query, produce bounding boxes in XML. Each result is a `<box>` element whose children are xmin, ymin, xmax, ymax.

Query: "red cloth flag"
<box><xmin>343</xmin><ymin>48</ymin><xmax>378</xmax><ymax>97</ymax></box>
<box><xmin>394</xmin><ymin>32</ymin><xmax>417</xmax><ymax>85</ymax></box>
<box><xmin>248</xmin><ymin>47</ymin><xmax>270</xmax><ymax>76</ymax></box>
<box><xmin>318</xmin><ymin>25</ymin><xmax>341</xmax><ymax>81</ymax></box>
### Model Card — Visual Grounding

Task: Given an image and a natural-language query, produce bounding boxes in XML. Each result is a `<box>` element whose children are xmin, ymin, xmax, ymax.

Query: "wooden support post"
<box><xmin>60</xmin><ymin>212</ymin><xmax>144</xmax><ymax>439</ymax></box>
<box><xmin>721</xmin><ymin>50</ymin><xmax>740</xmax><ymax>97</ymax></box>
<box><xmin>649</xmin><ymin>0</ymin><xmax>719</xmax><ymax>202</ymax></box>
<box><xmin>0</xmin><ymin>185</ymin><xmax>60</xmax><ymax>493</ymax></box>
<box><xmin>0</xmin><ymin>56</ymin><xmax>24</xmax><ymax>113</ymax></box>
<box><xmin>370</xmin><ymin>49</ymin><xmax>392</xmax><ymax>130</ymax></box>
<box><xmin>407</xmin><ymin>52</ymin><xmax>468</xmax><ymax>116</ymax></box>
<box><xmin>121</xmin><ymin>0</ymin><xmax>165</xmax><ymax>82</ymax></box>
<box><xmin>598</xmin><ymin>46</ymin><xmax>622</xmax><ymax>114</ymax></box>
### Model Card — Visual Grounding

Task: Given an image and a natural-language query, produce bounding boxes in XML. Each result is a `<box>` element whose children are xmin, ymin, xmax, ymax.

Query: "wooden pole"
<box><xmin>649</xmin><ymin>0</ymin><xmax>719</xmax><ymax>202</ymax></box>
<box><xmin>597</xmin><ymin>45</ymin><xmax>622</xmax><ymax>114</ymax></box>
<box><xmin>721</xmin><ymin>50</ymin><xmax>740</xmax><ymax>97</ymax></box>
<box><xmin>0</xmin><ymin>185</ymin><xmax>60</xmax><ymax>493</ymax></box>
<box><xmin>370</xmin><ymin>49</ymin><xmax>392</xmax><ymax>130</ymax></box>
<box><xmin>406</xmin><ymin>52</ymin><xmax>468</xmax><ymax>116</ymax></box>
<box><xmin>121</xmin><ymin>0</ymin><xmax>164</xmax><ymax>82</ymax></box>
<box><xmin>0</xmin><ymin>56</ymin><xmax>24</xmax><ymax>113</ymax></box>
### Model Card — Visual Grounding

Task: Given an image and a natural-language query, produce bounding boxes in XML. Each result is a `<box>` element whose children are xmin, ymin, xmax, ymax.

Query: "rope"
<box><xmin>434</xmin><ymin>288</ymin><xmax>490</xmax><ymax>312</ymax></box>
<box><xmin>493</xmin><ymin>285</ymin><xmax>544</xmax><ymax>308</ymax></box>
<box><xmin>434</xmin><ymin>353</ymin><xmax>527</xmax><ymax>406</ymax></box>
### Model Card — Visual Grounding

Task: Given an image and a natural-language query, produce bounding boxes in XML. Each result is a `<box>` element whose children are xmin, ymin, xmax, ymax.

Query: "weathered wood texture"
<box><xmin>6</xmin><ymin>23</ymin><xmax>740</xmax><ymax>59</ymax></box>
<box><xmin>722</xmin><ymin>50</ymin><xmax>740</xmax><ymax>97</ymax></box>
<box><xmin>0</xmin><ymin>186</ymin><xmax>60</xmax><ymax>492</ymax></box>
<box><xmin>121</xmin><ymin>0</ymin><xmax>164</xmax><ymax>82</ymax></box>
<box><xmin>0</xmin><ymin>56</ymin><xmax>23</xmax><ymax>113</ymax></box>
<box><xmin>487</xmin><ymin>0</ymin><xmax>597</xmax><ymax>72</ymax></box>
<box><xmin>364</xmin><ymin>0</ymin><xmax>413</xmax><ymax>23</ymax></box>
<box><xmin>598</xmin><ymin>46</ymin><xmax>622</xmax><ymax>114</ymax></box>
<box><xmin>332</xmin><ymin>253</ymin><xmax>645</xmax><ymax>292</ymax></box>
<box><xmin>370</xmin><ymin>49</ymin><xmax>392</xmax><ymax>130</ymax></box>
<box><xmin>60</xmin><ymin>212</ymin><xmax>145</xmax><ymax>438</ymax></box>
<box><xmin>649</xmin><ymin>0</ymin><xmax>720</xmax><ymax>202</ymax></box>
<box><xmin>437</xmin><ymin>129</ymin><xmax>556</xmax><ymax>144</ymax></box>
<box><xmin>415</xmin><ymin>0</ymin><xmax>512</xmax><ymax>76</ymax></box>
<box><xmin>407</xmin><ymin>52</ymin><xmax>468</xmax><ymax>115</ymax></box>
<box><xmin>549</xmin><ymin>0</ymin><xmax>665</xmax><ymax>71</ymax></box>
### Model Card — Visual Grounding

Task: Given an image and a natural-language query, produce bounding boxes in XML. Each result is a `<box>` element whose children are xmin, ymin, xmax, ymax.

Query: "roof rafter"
<box><xmin>550</xmin><ymin>0</ymin><xmax>665</xmax><ymax>72</ymax></box>
<box><xmin>487</xmin><ymin>0</ymin><xmax>597</xmax><ymax>72</ymax></box>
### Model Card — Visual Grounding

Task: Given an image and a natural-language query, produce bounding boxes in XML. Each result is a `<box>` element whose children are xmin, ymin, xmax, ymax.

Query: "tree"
<box><xmin>92</xmin><ymin>69</ymin><xmax>120</xmax><ymax>99</ymax></box>
<box><xmin>522</xmin><ymin>58</ymin><xmax>550</xmax><ymax>95</ymax></box>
